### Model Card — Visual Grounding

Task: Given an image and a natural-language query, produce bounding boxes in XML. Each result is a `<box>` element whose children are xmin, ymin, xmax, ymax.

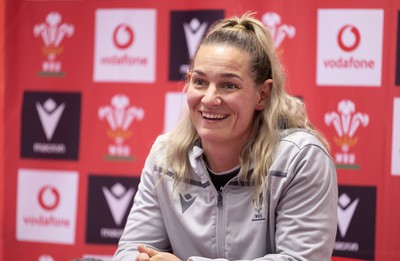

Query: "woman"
<box><xmin>114</xmin><ymin>13</ymin><xmax>338</xmax><ymax>261</ymax></box>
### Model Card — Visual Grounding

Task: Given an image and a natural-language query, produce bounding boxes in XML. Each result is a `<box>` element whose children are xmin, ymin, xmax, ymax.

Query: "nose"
<box><xmin>201</xmin><ymin>85</ymin><xmax>222</xmax><ymax>106</ymax></box>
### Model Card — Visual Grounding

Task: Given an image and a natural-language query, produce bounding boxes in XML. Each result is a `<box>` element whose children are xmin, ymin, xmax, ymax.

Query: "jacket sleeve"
<box><xmin>264</xmin><ymin>142</ymin><xmax>338</xmax><ymax>261</ymax></box>
<box><xmin>113</xmin><ymin>137</ymin><xmax>171</xmax><ymax>261</ymax></box>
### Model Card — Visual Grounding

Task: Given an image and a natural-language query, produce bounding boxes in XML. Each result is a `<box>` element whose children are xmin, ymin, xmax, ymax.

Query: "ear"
<box><xmin>184</xmin><ymin>71</ymin><xmax>192</xmax><ymax>92</ymax></box>
<box><xmin>255</xmin><ymin>79</ymin><xmax>272</xmax><ymax>110</ymax></box>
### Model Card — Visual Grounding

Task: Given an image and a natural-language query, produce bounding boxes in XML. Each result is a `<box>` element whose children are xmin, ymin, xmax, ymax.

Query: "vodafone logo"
<box><xmin>337</xmin><ymin>25</ymin><xmax>361</xmax><ymax>52</ymax></box>
<box><xmin>17</xmin><ymin>169</ymin><xmax>78</xmax><ymax>244</ymax></box>
<box><xmin>38</xmin><ymin>185</ymin><xmax>60</xmax><ymax>211</ymax></box>
<box><xmin>94</xmin><ymin>9</ymin><xmax>156</xmax><ymax>82</ymax></box>
<box><xmin>113</xmin><ymin>24</ymin><xmax>134</xmax><ymax>49</ymax></box>
<box><xmin>316</xmin><ymin>9</ymin><xmax>383</xmax><ymax>87</ymax></box>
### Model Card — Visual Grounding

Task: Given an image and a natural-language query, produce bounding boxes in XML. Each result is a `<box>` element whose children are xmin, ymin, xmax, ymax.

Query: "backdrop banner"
<box><xmin>3</xmin><ymin>0</ymin><xmax>400</xmax><ymax>260</ymax></box>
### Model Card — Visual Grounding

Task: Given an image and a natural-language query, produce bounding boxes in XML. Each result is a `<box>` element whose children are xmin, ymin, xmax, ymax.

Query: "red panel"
<box><xmin>0</xmin><ymin>0</ymin><xmax>4</xmax><ymax>259</ymax></box>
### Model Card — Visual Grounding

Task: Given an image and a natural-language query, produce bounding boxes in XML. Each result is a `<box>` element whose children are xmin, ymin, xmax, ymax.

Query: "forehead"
<box><xmin>193</xmin><ymin>45</ymin><xmax>252</xmax><ymax>74</ymax></box>
<box><xmin>195</xmin><ymin>44</ymin><xmax>249</xmax><ymax>59</ymax></box>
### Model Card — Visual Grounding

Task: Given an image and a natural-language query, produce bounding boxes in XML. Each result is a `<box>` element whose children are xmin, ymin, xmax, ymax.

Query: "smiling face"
<box><xmin>187</xmin><ymin>45</ymin><xmax>270</xmax><ymax>150</ymax></box>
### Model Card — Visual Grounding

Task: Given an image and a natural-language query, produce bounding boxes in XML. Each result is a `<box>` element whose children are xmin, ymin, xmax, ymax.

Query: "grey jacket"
<box><xmin>114</xmin><ymin>129</ymin><xmax>338</xmax><ymax>261</ymax></box>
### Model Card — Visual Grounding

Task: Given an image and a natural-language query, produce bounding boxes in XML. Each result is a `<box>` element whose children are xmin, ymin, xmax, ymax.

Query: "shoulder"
<box><xmin>277</xmin><ymin>129</ymin><xmax>330</xmax><ymax>157</ymax></box>
<box><xmin>144</xmin><ymin>133</ymin><xmax>171</xmax><ymax>167</ymax></box>
<box><xmin>271</xmin><ymin>129</ymin><xmax>333</xmax><ymax>174</ymax></box>
<box><xmin>149</xmin><ymin>132</ymin><xmax>171</xmax><ymax>153</ymax></box>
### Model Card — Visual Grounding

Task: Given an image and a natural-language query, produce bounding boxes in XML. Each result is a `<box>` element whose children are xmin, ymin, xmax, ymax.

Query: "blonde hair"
<box><xmin>157</xmin><ymin>12</ymin><xmax>329</xmax><ymax>200</ymax></box>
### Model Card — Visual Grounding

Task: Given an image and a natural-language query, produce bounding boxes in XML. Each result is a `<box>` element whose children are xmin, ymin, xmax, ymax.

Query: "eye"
<box><xmin>223</xmin><ymin>82</ymin><xmax>238</xmax><ymax>90</ymax></box>
<box><xmin>192</xmin><ymin>78</ymin><xmax>207</xmax><ymax>87</ymax></box>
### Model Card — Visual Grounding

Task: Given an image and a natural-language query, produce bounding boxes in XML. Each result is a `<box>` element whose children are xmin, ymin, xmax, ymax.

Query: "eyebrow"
<box><xmin>192</xmin><ymin>69</ymin><xmax>244</xmax><ymax>82</ymax></box>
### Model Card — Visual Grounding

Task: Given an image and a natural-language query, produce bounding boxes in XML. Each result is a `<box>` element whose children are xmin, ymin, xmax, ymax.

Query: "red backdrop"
<box><xmin>2</xmin><ymin>0</ymin><xmax>400</xmax><ymax>260</ymax></box>
<box><xmin>0</xmin><ymin>0</ymin><xmax>4</xmax><ymax>259</ymax></box>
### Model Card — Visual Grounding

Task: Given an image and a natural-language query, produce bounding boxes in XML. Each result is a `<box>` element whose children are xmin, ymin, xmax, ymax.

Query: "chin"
<box><xmin>197</xmin><ymin>132</ymin><xmax>225</xmax><ymax>144</ymax></box>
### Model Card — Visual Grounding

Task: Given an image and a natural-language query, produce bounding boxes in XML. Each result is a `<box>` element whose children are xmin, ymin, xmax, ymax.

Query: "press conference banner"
<box><xmin>3</xmin><ymin>0</ymin><xmax>400</xmax><ymax>260</ymax></box>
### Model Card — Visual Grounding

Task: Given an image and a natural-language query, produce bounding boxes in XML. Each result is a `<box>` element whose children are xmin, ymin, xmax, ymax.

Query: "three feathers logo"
<box><xmin>34</xmin><ymin>12</ymin><xmax>74</xmax><ymax>77</ymax></box>
<box><xmin>98</xmin><ymin>94</ymin><xmax>144</xmax><ymax>161</ymax></box>
<box><xmin>324</xmin><ymin>100</ymin><xmax>369</xmax><ymax>169</ymax></box>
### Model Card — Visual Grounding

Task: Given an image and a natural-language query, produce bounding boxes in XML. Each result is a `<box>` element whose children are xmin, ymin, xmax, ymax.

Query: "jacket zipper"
<box><xmin>216</xmin><ymin>186</ymin><xmax>225</xmax><ymax>257</ymax></box>
<box><xmin>199</xmin><ymin>159</ymin><xmax>234</xmax><ymax>257</ymax></box>
<box><xmin>217</xmin><ymin>186</ymin><xmax>223</xmax><ymax>209</ymax></box>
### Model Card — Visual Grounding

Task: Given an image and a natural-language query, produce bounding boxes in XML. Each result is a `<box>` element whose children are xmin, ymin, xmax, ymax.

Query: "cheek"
<box><xmin>234</xmin><ymin>98</ymin><xmax>258</xmax><ymax>118</ymax></box>
<box><xmin>186</xmin><ymin>88</ymin><xmax>202</xmax><ymax>108</ymax></box>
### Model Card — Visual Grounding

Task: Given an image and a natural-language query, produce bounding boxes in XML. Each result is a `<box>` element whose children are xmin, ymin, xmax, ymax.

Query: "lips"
<box><xmin>201</xmin><ymin>112</ymin><xmax>228</xmax><ymax>120</ymax></box>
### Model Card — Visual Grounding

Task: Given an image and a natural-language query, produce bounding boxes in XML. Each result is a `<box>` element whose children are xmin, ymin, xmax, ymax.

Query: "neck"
<box><xmin>202</xmin><ymin>141</ymin><xmax>244</xmax><ymax>173</ymax></box>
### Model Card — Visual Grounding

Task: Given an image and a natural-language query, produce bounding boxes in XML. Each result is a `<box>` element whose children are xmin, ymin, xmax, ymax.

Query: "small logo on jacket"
<box><xmin>252</xmin><ymin>196</ymin><xmax>265</xmax><ymax>221</ymax></box>
<box><xmin>179</xmin><ymin>193</ymin><xmax>196</xmax><ymax>214</ymax></box>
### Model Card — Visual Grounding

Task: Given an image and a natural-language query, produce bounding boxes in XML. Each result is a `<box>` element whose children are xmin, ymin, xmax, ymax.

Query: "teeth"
<box><xmin>202</xmin><ymin>112</ymin><xmax>227</xmax><ymax>119</ymax></box>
